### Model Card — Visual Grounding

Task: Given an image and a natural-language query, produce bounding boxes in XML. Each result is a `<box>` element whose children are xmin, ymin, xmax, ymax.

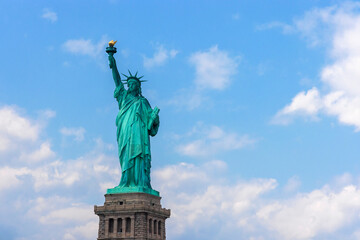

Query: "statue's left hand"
<box><xmin>151</xmin><ymin>108</ymin><xmax>159</xmax><ymax>123</ymax></box>
<box><xmin>153</xmin><ymin>115</ymin><xmax>159</xmax><ymax>125</ymax></box>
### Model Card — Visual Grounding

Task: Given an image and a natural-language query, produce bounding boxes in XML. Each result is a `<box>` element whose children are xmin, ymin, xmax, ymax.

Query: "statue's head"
<box><xmin>122</xmin><ymin>70</ymin><xmax>146</xmax><ymax>96</ymax></box>
<box><xmin>127</xmin><ymin>78</ymin><xmax>141</xmax><ymax>96</ymax></box>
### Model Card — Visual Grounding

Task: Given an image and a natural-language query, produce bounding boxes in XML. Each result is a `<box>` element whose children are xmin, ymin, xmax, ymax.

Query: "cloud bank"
<box><xmin>1</xmin><ymin>105</ymin><xmax>360</xmax><ymax>239</ymax></box>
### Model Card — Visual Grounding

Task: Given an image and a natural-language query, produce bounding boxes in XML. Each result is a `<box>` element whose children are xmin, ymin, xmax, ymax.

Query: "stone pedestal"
<box><xmin>94</xmin><ymin>192</ymin><xmax>171</xmax><ymax>240</ymax></box>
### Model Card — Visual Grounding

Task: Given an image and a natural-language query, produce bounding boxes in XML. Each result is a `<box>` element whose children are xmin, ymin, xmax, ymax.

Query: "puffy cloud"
<box><xmin>0</xmin><ymin>106</ymin><xmax>39</xmax><ymax>144</ymax></box>
<box><xmin>0</xmin><ymin>167</ymin><xmax>31</xmax><ymax>192</ymax></box>
<box><xmin>0</xmin><ymin>105</ymin><xmax>118</xmax><ymax>239</ymax></box>
<box><xmin>0</xmin><ymin>106</ymin><xmax>45</xmax><ymax>154</ymax></box>
<box><xmin>143</xmin><ymin>45</ymin><xmax>178</xmax><ymax>69</ymax></box>
<box><xmin>168</xmin><ymin>46</ymin><xmax>240</xmax><ymax>110</ymax></box>
<box><xmin>154</xmin><ymin>162</ymin><xmax>360</xmax><ymax>240</ymax></box>
<box><xmin>273</xmin><ymin>87</ymin><xmax>322</xmax><ymax>124</ymax></box>
<box><xmin>189</xmin><ymin>45</ymin><xmax>239</xmax><ymax>90</ymax></box>
<box><xmin>0</xmin><ymin>105</ymin><xmax>57</xmax><ymax>166</ymax></box>
<box><xmin>153</xmin><ymin>161</ymin><xmax>277</xmax><ymax>237</ymax></box>
<box><xmin>0</xmin><ymin>136</ymin><xmax>119</xmax><ymax>239</ymax></box>
<box><xmin>26</xmin><ymin>196</ymin><xmax>97</xmax><ymax>240</ymax></box>
<box><xmin>62</xmin><ymin>36</ymin><xmax>108</xmax><ymax>58</ymax></box>
<box><xmin>272</xmin><ymin>3</ymin><xmax>360</xmax><ymax>131</ymax></box>
<box><xmin>20</xmin><ymin>142</ymin><xmax>55</xmax><ymax>162</ymax></box>
<box><xmin>322</xmin><ymin>92</ymin><xmax>360</xmax><ymax>130</ymax></box>
<box><xmin>0</xmin><ymin>160</ymin><xmax>82</xmax><ymax>193</ymax></box>
<box><xmin>176</xmin><ymin>123</ymin><xmax>256</xmax><ymax>157</ymax></box>
<box><xmin>39</xmin><ymin>206</ymin><xmax>94</xmax><ymax>225</ymax></box>
<box><xmin>27</xmin><ymin>152</ymin><xmax>118</xmax><ymax>191</ymax></box>
<box><xmin>169</xmin><ymin>180</ymin><xmax>277</xmax><ymax>235</ymax></box>
<box><xmin>257</xmin><ymin>185</ymin><xmax>360</xmax><ymax>240</ymax></box>
<box><xmin>279</xmin><ymin>87</ymin><xmax>322</xmax><ymax>115</ymax></box>
<box><xmin>0</xmin><ymin>109</ymin><xmax>118</xmax><ymax>192</ymax></box>
<box><xmin>60</xmin><ymin>127</ymin><xmax>86</xmax><ymax>142</ymax></box>
<box><xmin>42</xmin><ymin>9</ymin><xmax>57</xmax><ymax>23</ymax></box>
<box><xmin>153</xmin><ymin>162</ymin><xmax>209</xmax><ymax>189</ymax></box>
<box><xmin>63</xmin><ymin>221</ymin><xmax>98</xmax><ymax>240</ymax></box>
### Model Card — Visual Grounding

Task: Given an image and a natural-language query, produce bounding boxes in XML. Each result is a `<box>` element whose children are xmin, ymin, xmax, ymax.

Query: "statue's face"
<box><xmin>127</xmin><ymin>80</ymin><xmax>140</xmax><ymax>95</ymax></box>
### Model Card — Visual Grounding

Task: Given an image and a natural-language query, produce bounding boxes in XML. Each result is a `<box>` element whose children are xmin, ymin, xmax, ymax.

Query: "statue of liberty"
<box><xmin>106</xmin><ymin>41</ymin><xmax>160</xmax><ymax>196</ymax></box>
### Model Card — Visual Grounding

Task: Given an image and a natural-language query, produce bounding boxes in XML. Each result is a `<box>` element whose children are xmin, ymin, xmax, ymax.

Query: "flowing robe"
<box><xmin>114</xmin><ymin>85</ymin><xmax>159</xmax><ymax>188</ymax></box>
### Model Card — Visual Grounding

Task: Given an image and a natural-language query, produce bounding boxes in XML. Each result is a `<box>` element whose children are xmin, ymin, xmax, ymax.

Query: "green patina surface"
<box><xmin>106</xmin><ymin>45</ymin><xmax>160</xmax><ymax>196</ymax></box>
<box><xmin>107</xmin><ymin>186</ymin><xmax>159</xmax><ymax>196</ymax></box>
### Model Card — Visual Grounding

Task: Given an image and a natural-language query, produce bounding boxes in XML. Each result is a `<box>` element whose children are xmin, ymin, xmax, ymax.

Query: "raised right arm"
<box><xmin>108</xmin><ymin>53</ymin><xmax>124</xmax><ymax>89</ymax></box>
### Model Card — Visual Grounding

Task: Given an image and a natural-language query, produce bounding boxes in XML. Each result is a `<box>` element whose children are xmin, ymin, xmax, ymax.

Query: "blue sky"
<box><xmin>2</xmin><ymin>0</ymin><xmax>360</xmax><ymax>239</ymax></box>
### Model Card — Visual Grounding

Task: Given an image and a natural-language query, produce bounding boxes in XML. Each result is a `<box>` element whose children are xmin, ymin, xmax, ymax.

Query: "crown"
<box><xmin>121</xmin><ymin>70</ymin><xmax>147</xmax><ymax>84</ymax></box>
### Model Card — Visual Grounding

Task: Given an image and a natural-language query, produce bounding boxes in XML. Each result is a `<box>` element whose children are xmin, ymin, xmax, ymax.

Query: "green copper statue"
<box><xmin>106</xmin><ymin>41</ymin><xmax>160</xmax><ymax>196</ymax></box>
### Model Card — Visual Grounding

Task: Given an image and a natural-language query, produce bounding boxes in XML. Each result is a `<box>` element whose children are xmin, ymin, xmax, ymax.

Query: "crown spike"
<box><xmin>122</xmin><ymin>73</ymin><xmax>129</xmax><ymax>79</ymax></box>
<box><xmin>121</xmin><ymin>71</ymin><xmax>147</xmax><ymax>84</ymax></box>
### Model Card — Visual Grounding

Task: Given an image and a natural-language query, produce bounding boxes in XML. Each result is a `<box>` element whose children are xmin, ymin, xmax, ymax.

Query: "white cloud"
<box><xmin>323</xmin><ymin>92</ymin><xmax>360</xmax><ymax>130</ymax></box>
<box><xmin>30</xmin><ymin>161</ymin><xmax>81</xmax><ymax>190</ymax></box>
<box><xmin>273</xmin><ymin>87</ymin><xmax>322</xmax><ymax>124</ymax></box>
<box><xmin>153</xmin><ymin>162</ymin><xmax>209</xmax><ymax>189</ymax></box>
<box><xmin>176</xmin><ymin>123</ymin><xmax>256</xmax><ymax>157</ymax></box>
<box><xmin>42</xmin><ymin>9</ymin><xmax>58</xmax><ymax>23</ymax></box>
<box><xmin>20</xmin><ymin>142</ymin><xmax>55</xmax><ymax>162</ymax></box>
<box><xmin>272</xmin><ymin>3</ymin><xmax>360</xmax><ymax>131</ymax></box>
<box><xmin>154</xmin><ymin>162</ymin><xmax>360</xmax><ymax>240</ymax></box>
<box><xmin>168</xmin><ymin>46</ymin><xmax>239</xmax><ymax>110</ymax></box>
<box><xmin>0</xmin><ymin>105</ymin><xmax>57</xmax><ymax>165</ymax></box>
<box><xmin>60</xmin><ymin>127</ymin><xmax>86</xmax><ymax>142</ymax></box>
<box><xmin>170</xmin><ymin>180</ymin><xmax>277</xmax><ymax>235</ymax></box>
<box><xmin>0</xmin><ymin>161</ymin><xmax>81</xmax><ymax>192</ymax></box>
<box><xmin>0</xmin><ymin>167</ymin><xmax>31</xmax><ymax>192</ymax></box>
<box><xmin>293</xmin><ymin>5</ymin><xmax>338</xmax><ymax>47</ymax></box>
<box><xmin>0</xmin><ymin>106</ymin><xmax>40</xmax><ymax>152</ymax></box>
<box><xmin>0</xmin><ymin>110</ymin><xmax>118</xmax><ymax>239</ymax></box>
<box><xmin>0</xmin><ymin>136</ymin><xmax>119</xmax><ymax>192</ymax></box>
<box><xmin>257</xmin><ymin>185</ymin><xmax>360</xmax><ymax>240</ymax></box>
<box><xmin>189</xmin><ymin>45</ymin><xmax>239</xmax><ymax>90</ymax></box>
<box><xmin>63</xmin><ymin>221</ymin><xmax>98</xmax><ymax>240</ymax></box>
<box><xmin>153</xmin><ymin>161</ymin><xmax>277</xmax><ymax>237</ymax></box>
<box><xmin>26</xmin><ymin>196</ymin><xmax>97</xmax><ymax>240</ymax></box>
<box><xmin>39</xmin><ymin>206</ymin><xmax>94</xmax><ymax>224</ymax></box>
<box><xmin>143</xmin><ymin>45</ymin><xmax>178</xmax><ymax>69</ymax></box>
<box><xmin>29</xmin><ymin>151</ymin><xmax>119</xmax><ymax>191</ymax></box>
<box><xmin>62</xmin><ymin>36</ymin><xmax>107</xmax><ymax>58</ymax></box>
<box><xmin>0</xmin><ymin>106</ymin><xmax>39</xmax><ymax>141</ymax></box>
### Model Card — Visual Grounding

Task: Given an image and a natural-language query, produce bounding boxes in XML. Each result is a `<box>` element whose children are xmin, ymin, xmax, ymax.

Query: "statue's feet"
<box><xmin>106</xmin><ymin>185</ymin><xmax>159</xmax><ymax>196</ymax></box>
